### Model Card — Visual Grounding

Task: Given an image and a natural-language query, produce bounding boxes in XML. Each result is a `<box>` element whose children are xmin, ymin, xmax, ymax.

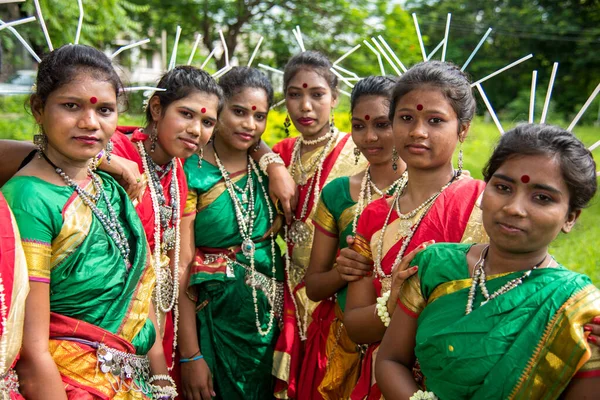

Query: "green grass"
<box><xmin>1</xmin><ymin>100</ymin><xmax>598</xmax><ymax>284</ymax></box>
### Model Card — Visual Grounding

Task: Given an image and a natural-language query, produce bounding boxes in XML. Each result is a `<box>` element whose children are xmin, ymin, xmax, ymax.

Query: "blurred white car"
<box><xmin>0</xmin><ymin>70</ymin><xmax>36</xmax><ymax>94</ymax></box>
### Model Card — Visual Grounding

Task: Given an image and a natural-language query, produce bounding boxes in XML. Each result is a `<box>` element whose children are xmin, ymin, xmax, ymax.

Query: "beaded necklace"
<box><xmin>0</xmin><ymin>276</ymin><xmax>7</xmax><ymax>370</ymax></box>
<box><xmin>374</xmin><ymin>173</ymin><xmax>456</xmax><ymax>293</ymax></box>
<box><xmin>213</xmin><ymin>144</ymin><xmax>278</xmax><ymax>337</ymax></box>
<box><xmin>136</xmin><ymin>142</ymin><xmax>180</xmax><ymax>370</ymax></box>
<box><xmin>466</xmin><ymin>245</ymin><xmax>549</xmax><ymax>315</ymax></box>
<box><xmin>351</xmin><ymin>168</ymin><xmax>408</xmax><ymax>235</ymax></box>
<box><xmin>288</xmin><ymin>128</ymin><xmax>339</xmax><ymax>245</ymax></box>
<box><xmin>41</xmin><ymin>152</ymin><xmax>131</xmax><ymax>267</ymax></box>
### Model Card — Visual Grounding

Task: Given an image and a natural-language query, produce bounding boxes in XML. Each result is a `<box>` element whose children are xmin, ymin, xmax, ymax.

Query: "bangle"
<box><xmin>410</xmin><ymin>390</ymin><xmax>438</xmax><ymax>400</ymax></box>
<box><xmin>179</xmin><ymin>354</ymin><xmax>204</xmax><ymax>363</ymax></box>
<box><xmin>92</xmin><ymin>149</ymin><xmax>105</xmax><ymax>170</ymax></box>
<box><xmin>149</xmin><ymin>374</ymin><xmax>176</xmax><ymax>386</ymax></box>
<box><xmin>259</xmin><ymin>153</ymin><xmax>285</xmax><ymax>176</ymax></box>
<box><xmin>151</xmin><ymin>383</ymin><xmax>178</xmax><ymax>400</ymax></box>
<box><xmin>376</xmin><ymin>290</ymin><xmax>391</xmax><ymax>327</ymax></box>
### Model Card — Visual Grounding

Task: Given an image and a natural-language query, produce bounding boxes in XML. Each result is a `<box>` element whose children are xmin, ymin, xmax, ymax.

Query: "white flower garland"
<box><xmin>375</xmin><ymin>290</ymin><xmax>391</xmax><ymax>327</ymax></box>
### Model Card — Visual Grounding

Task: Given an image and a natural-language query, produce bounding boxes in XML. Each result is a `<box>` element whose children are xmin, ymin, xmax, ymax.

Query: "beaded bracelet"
<box><xmin>151</xmin><ymin>383</ymin><xmax>178</xmax><ymax>400</ymax></box>
<box><xmin>149</xmin><ymin>374</ymin><xmax>176</xmax><ymax>387</ymax></box>
<box><xmin>179</xmin><ymin>354</ymin><xmax>204</xmax><ymax>363</ymax></box>
<box><xmin>258</xmin><ymin>153</ymin><xmax>285</xmax><ymax>176</ymax></box>
<box><xmin>376</xmin><ymin>290</ymin><xmax>391</xmax><ymax>327</ymax></box>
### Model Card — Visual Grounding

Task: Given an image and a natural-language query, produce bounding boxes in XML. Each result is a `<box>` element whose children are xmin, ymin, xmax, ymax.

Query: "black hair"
<box><xmin>283</xmin><ymin>51</ymin><xmax>337</xmax><ymax>95</ymax></box>
<box><xmin>483</xmin><ymin>123</ymin><xmax>597</xmax><ymax>211</ymax></box>
<box><xmin>145</xmin><ymin>65</ymin><xmax>223</xmax><ymax>124</ymax></box>
<box><xmin>350</xmin><ymin>76</ymin><xmax>397</xmax><ymax>113</ymax></box>
<box><xmin>32</xmin><ymin>44</ymin><xmax>123</xmax><ymax>109</ymax></box>
<box><xmin>389</xmin><ymin>61</ymin><xmax>475</xmax><ymax>127</ymax></box>
<box><xmin>218</xmin><ymin>66</ymin><xmax>274</xmax><ymax>107</ymax></box>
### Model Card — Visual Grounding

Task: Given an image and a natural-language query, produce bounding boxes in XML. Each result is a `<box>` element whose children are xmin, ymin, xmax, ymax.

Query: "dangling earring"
<box><xmin>253</xmin><ymin>141</ymin><xmax>261</xmax><ymax>152</ymax></box>
<box><xmin>283</xmin><ymin>115</ymin><xmax>291</xmax><ymax>137</ymax></box>
<box><xmin>392</xmin><ymin>146</ymin><xmax>399</xmax><ymax>172</ymax></box>
<box><xmin>33</xmin><ymin>127</ymin><xmax>47</xmax><ymax>157</ymax></box>
<box><xmin>197</xmin><ymin>146</ymin><xmax>204</xmax><ymax>168</ymax></box>
<box><xmin>354</xmin><ymin>147</ymin><xmax>361</xmax><ymax>165</ymax></box>
<box><xmin>457</xmin><ymin>141</ymin><xmax>464</xmax><ymax>176</ymax></box>
<box><xmin>150</xmin><ymin>122</ymin><xmax>158</xmax><ymax>152</ymax></box>
<box><xmin>105</xmin><ymin>140</ymin><xmax>114</xmax><ymax>165</ymax></box>
<box><xmin>330</xmin><ymin>110</ymin><xmax>335</xmax><ymax>132</ymax></box>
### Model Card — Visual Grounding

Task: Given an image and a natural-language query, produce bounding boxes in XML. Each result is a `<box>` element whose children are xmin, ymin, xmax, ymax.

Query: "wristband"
<box><xmin>179</xmin><ymin>354</ymin><xmax>204</xmax><ymax>363</ymax></box>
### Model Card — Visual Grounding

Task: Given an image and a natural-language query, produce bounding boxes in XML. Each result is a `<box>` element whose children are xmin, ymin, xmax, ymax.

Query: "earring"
<box><xmin>457</xmin><ymin>142</ymin><xmax>464</xmax><ymax>176</ymax></box>
<box><xmin>253</xmin><ymin>141</ymin><xmax>261</xmax><ymax>152</ymax></box>
<box><xmin>283</xmin><ymin>115</ymin><xmax>291</xmax><ymax>137</ymax></box>
<box><xmin>330</xmin><ymin>111</ymin><xmax>335</xmax><ymax>132</ymax></box>
<box><xmin>150</xmin><ymin>122</ymin><xmax>158</xmax><ymax>152</ymax></box>
<box><xmin>354</xmin><ymin>147</ymin><xmax>361</xmax><ymax>165</ymax></box>
<box><xmin>197</xmin><ymin>146</ymin><xmax>204</xmax><ymax>168</ymax></box>
<box><xmin>33</xmin><ymin>127</ymin><xmax>47</xmax><ymax>157</ymax></box>
<box><xmin>392</xmin><ymin>146</ymin><xmax>399</xmax><ymax>172</ymax></box>
<box><xmin>105</xmin><ymin>140</ymin><xmax>114</xmax><ymax>165</ymax></box>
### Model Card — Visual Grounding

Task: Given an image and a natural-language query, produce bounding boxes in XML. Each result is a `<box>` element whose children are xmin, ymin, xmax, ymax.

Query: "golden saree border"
<box><xmin>510</xmin><ymin>284</ymin><xmax>600</xmax><ymax>399</ymax></box>
<box><xmin>117</xmin><ymin>258</ymin><xmax>156</xmax><ymax>342</ymax></box>
<box><xmin>427</xmin><ymin>272</ymin><xmax>511</xmax><ymax>305</ymax></box>
<box><xmin>398</xmin><ymin>275</ymin><xmax>426</xmax><ymax>318</ymax></box>
<box><xmin>197</xmin><ymin>172</ymin><xmax>246</xmax><ymax>212</ymax></box>
<box><xmin>0</xmin><ymin>207</ymin><xmax>29</xmax><ymax>374</ymax></box>
<box><xmin>352</xmin><ymin>234</ymin><xmax>373</xmax><ymax>260</ymax></box>
<box><xmin>273</xmin><ymin>349</ymin><xmax>292</xmax><ymax>397</ymax></box>
<box><xmin>338</xmin><ymin>204</ymin><xmax>357</xmax><ymax>236</ymax></box>
<box><xmin>51</xmin><ymin>179</ymin><xmax>94</xmax><ymax>269</ymax></box>
<box><xmin>184</xmin><ymin>188</ymin><xmax>198</xmax><ymax>215</ymax></box>
<box><xmin>21</xmin><ymin>239</ymin><xmax>51</xmax><ymax>281</ymax></box>
<box><xmin>460</xmin><ymin>193</ymin><xmax>489</xmax><ymax>244</ymax></box>
<box><xmin>312</xmin><ymin>198</ymin><xmax>337</xmax><ymax>237</ymax></box>
<box><xmin>324</xmin><ymin>136</ymin><xmax>367</xmax><ymax>188</ymax></box>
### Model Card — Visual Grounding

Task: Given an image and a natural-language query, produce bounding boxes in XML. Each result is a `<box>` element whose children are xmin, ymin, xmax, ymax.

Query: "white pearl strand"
<box><xmin>465</xmin><ymin>245</ymin><xmax>550</xmax><ymax>315</ymax></box>
<box><xmin>214</xmin><ymin>151</ymin><xmax>278</xmax><ymax>337</ymax></box>
<box><xmin>351</xmin><ymin>168</ymin><xmax>408</xmax><ymax>235</ymax></box>
<box><xmin>284</xmin><ymin>129</ymin><xmax>338</xmax><ymax>339</ymax></box>
<box><xmin>299</xmin><ymin>129</ymin><xmax>333</xmax><ymax>146</ymax></box>
<box><xmin>374</xmin><ymin>177</ymin><xmax>454</xmax><ymax>281</ymax></box>
<box><xmin>137</xmin><ymin>142</ymin><xmax>180</xmax><ymax>371</ymax></box>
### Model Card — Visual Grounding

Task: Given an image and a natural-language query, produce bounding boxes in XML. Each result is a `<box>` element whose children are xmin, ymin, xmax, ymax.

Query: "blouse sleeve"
<box><xmin>312</xmin><ymin>195</ymin><xmax>338</xmax><ymax>238</ymax></box>
<box><xmin>184</xmin><ymin>188</ymin><xmax>198</xmax><ymax>216</ymax></box>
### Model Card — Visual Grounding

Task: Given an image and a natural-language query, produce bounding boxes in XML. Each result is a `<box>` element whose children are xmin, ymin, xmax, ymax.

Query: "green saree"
<box><xmin>2</xmin><ymin>172</ymin><xmax>156</xmax><ymax>398</ymax></box>
<box><xmin>399</xmin><ymin>243</ymin><xmax>600</xmax><ymax>400</ymax></box>
<box><xmin>184</xmin><ymin>154</ymin><xmax>284</xmax><ymax>400</ymax></box>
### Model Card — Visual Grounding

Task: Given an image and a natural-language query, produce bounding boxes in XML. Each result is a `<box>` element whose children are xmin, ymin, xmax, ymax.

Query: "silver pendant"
<box><xmin>162</xmin><ymin>227</ymin><xmax>176</xmax><ymax>250</ymax></box>
<box><xmin>289</xmin><ymin>220</ymin><xmax>311</xmax><ymax>245</ymax></box>
<box><xmin>242</xmin><ymin>238</ymin><xmax>256</xmax><ymax>257</ymax></box>
<box><xmin>159</xmin><ymin>204</ymin><xmax>173</xmax><ymax>223</ymax></box>
<box><xmin>241</xmin><ymin>193</ymin><xmax>248</xmax><ymax>204</ymax></box>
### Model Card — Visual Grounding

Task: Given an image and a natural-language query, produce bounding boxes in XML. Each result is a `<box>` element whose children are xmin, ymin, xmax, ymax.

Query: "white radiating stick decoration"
<box><xmin>293</xmin><ymin>25</ymin><xmax>306</xmax><ymax>52</ymax></box>
<box><xmin>378</xmin><ymin>36</ymin><xmax>407</xmax><ymax>73</ymax></box>
<box><xmin>74</xmin><ymin>0</ymin><xmax>84</xmax><ymax>44</ymax></box>
<box><xmin>168</xmin><ymin>26</ymin><xmax>182</xmax><ymax>71</ymax></box>
<box><xmin>441</xmin><ymin>13</ymin><xmax>451</xmax><ymax>62</ymax></box>
<box><xmin>540</xmin><ymin>62</ymin><xmax>558</xmax><ymax>124</ymax></box>
<box><xmin>588</xmin><ymin>140</ymin><xmax>600</xmax><ymax>152</ymax></box>
<box><xmin>333</xmin><ymin>44</ymin><xmax>361</xmax><ymax>66</ymax></box>
<box><xmin>33</xmin><ymin>0</ymin><xmax>52</xmax><ymax>50</ymax></box>
<box><xmin>0</xmin><ymin>89</ymin><xmax>33</xmax><ymax>94</ymax></box>
<box><xmin>247</xmin><ymin>36</ymin><xmax>264</xmax><ymax>67</ymax></box>
<box><xmin>363</xmin><ymin>40</ymin><xmax>385</xmax><ymax>76</ymax></box>
<box><xmin>475</xmin><ymin>83</ymin><xmax>504</xmax><ymax>134</ymax></box>
<box><xmin>412</xmin><ymin>13</ymin><xmax>427</xmax><ymax>62</ymax></box>
<box><xmin>0</xmin><ymin>16</ymin><xmax>36</xmax><ymax>32</ymax></box>
<box><xmin>426</xmin><ymin>39</ymin><xmax>445</xmax><ymax>61</ymax></box>
<box><xmin>339</xmin><ymin>89</ymin><xmax>351</xmax><ymax>98</ymax></box>
<box><xmin>0</xmin><ymin>18</ymin><xmax>40</xmax><ymax>62</ymax></box>
<box><xmin>332</xmin><ymin>64</ymin><xmax>359</xmax><ymax>80</ymax></box>
<box><xmin>567</xmin><ymin>82</ymin><xmax>600</xmax><ymax>132</ymax></box>
<box><xmin>270</xmin><ymin>99</ymin><xmax>286</xmax><ymax>110</ymax></box>
<box><xmin>330</xmin><ymin>67</ymin><xmax>354</xmax><ymax>89</ymax></box>
<box><xmin>529</xmin><ymin>70</ymin><xmax>537</xmax><ymax>123</ymax></box>
<box><xmin>187</xmin><ymin>33</ymin><xmax>202</xmax><ymax>65</ymax></box>
<box><xmin>258</xmin><ymin>64</ymin><xmax>284</xmax><ymax>75</ymax></box>
<box><xmin>122</xmin><ymin>87</ymin><xmax>167</xmax><ymax>92</ymax></box>
<box><xmin>110</xmin><ymin>38</ymin><xmax>150</xmax><ymax>59</ymax></box>
<box><xmin>213</xmin><ymin>65</ymin><xmax>232</xmax><ymax>79</ymax></box>
<box><xmin>461</xmin><ymin>28</ymin><xmax>492</xmax><ymax>72</ymax></box>
<box><xmin>200</xmin><ymin>48</ymin><xmax>217</xmax><ymax>70</ymax></box>
<box><xmin>371</xmin><ymin>37</ymin><xmax>401</xmax><ymax>76</ymax></box>
<box><xmin>212</xmin><ymin>30</ymin><xmax>231</xmax><ymax>77</ymax></box>
<box><xmin>470</xmin><ymin>54</ymin><xmax>534</xmax><ymax>87</ymax></box>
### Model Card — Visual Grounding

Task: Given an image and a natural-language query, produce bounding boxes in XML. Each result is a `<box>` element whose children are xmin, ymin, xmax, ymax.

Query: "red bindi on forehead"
<box><xmin>201</xmin><ymin>107</ymin><xmax>206</xmax><ymax>113</ymax></box>
<box><xmin>365</xmin><ymin>115</ymin><xmax>370</xmax><ymax>120</ymax></box>
<box><xmin>521</xmin><ymin>175</ymin><xmax>530</xmax><ymax>183</ymax></box>
<box><xmin>252</xmin><ymin>105</ymin><xmax>257</xmax><ymax>111</ymax></box>
<box><xmin>90</xmin><ymin>97</ymin><xmax>98</xmax><ymax>104</ymax></box>
<box><xmin>416</xmin><ymin>104</ymin><xmax>423</xmax><ymax>111</ymax></box>
<box><xmin>302</xmin><ymin>83</ymin><xmax>308</xmax><ymax>88</ymax></box>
